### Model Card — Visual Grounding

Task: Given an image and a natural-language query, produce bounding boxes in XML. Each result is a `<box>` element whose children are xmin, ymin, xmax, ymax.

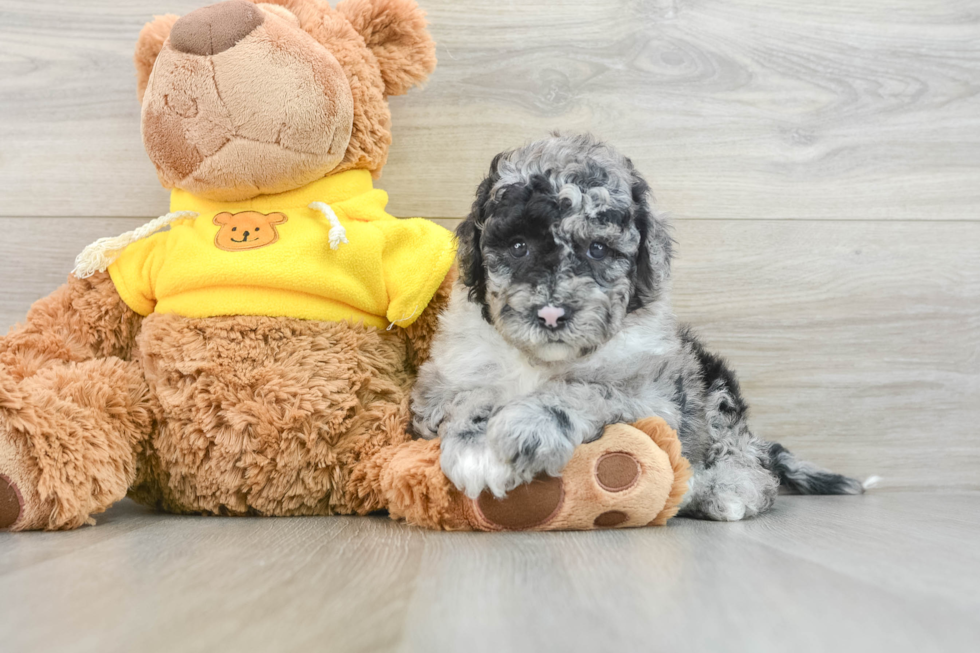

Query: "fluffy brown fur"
<box><xmin>0</xmin><ymin>268</ymin><xmax>452</xmax><ymax>530</ymax></box>
<box><xmin>0</xmin><ymin>272</ymin><xmax>142</xmax><ymax>379</ymax></box>
<box><xmin>403</xmin><ymin>266</ymin><xmax>456</xmax><ymax>372</ymax></box>
<box><xmin>336</xmin><ymin>0</ymin><xmax>438</xmax><ymax>96</ymax></box>
<box><xmin>357</xmin><ymin>437</ymin><xmax>472</xmax><ymax>530</ymax></box>
<box><xmin>0</xmin><ymin>273</ymin><xmax>155</xmax><ymax>530</ymax></box>
<box><xmin>131</xmin><ymin>312</ymin><xmax>415</xmax><ymax>517</ymax></box>
<box><xmin>635</xmin><ymin>418</ymin><xmax>692</xmax><ymax>526</ymax></box>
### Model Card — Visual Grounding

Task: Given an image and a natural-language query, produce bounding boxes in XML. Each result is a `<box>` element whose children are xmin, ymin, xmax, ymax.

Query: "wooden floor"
<box><xmin>1</xmin><ymin>492</ymin><xmax>978</xmax><ymax>653</ymax></box>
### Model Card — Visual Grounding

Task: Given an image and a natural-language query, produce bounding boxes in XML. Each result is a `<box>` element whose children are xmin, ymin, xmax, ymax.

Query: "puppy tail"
<box><xmin>767</xmin><ymin>442</ymin><xmax>868</xmax><ymax>495</ymax></box>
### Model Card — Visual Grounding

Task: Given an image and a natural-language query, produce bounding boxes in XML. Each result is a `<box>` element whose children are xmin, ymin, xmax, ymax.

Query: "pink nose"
<box><xmin>537</xmin><ymin>305</ymin><xmax>566</xmax><ymax>328</ymax></box>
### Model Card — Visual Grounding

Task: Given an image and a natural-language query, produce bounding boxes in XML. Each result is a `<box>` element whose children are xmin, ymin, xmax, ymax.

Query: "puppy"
<box><xmin>411</xmin><ymin>134</ymin><xmax>866</xmax><ymax>521</ymax></box>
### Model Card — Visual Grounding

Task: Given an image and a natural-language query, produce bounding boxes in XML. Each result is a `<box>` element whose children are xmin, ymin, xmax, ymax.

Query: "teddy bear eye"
<box><xmin>255</xmin><ymin>227</ymin><xmax>260</xmax><ymax>231</ymax></box>
<box><xmin>231</xmin><ymin>227</ymin><xmax>237</xmax><ymax>232</ymax></box>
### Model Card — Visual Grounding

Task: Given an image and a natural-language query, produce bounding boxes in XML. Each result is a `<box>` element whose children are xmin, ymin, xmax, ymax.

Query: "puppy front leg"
<box><xmin>413</xmin><ymin>386</ymin><xmax>519</xmax><ymax>499</ymax></box>
<box><xmin>485</xmin><ymin>381</ymin><xmax>631</xmax><ymax>488</ymax></box>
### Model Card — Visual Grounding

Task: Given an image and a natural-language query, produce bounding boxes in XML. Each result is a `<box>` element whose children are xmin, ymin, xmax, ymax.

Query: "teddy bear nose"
<box><xmin>169</xmin><ymin>0</ymin><xmax>265</xmax><ymax>56</ymax></box>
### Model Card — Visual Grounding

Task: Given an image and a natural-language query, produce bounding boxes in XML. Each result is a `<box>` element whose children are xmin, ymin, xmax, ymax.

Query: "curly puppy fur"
<box><xmin>412</xmin><ymin>134</ymin><xmax>865</xmax><ymax>521</ymax></box>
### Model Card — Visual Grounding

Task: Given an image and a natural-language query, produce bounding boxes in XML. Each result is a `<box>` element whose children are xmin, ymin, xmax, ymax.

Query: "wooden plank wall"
<box><xmin>0</xmin><ymin>0</ymin><xmax>977</xmax><ymax>489</ymax></box>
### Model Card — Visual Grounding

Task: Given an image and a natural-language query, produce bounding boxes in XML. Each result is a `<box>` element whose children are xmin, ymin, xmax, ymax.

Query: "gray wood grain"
<box><xmin>1</xmin><ymin>216</ymin><xmax>976</xmax><ymax>491</ymax></box>
<box><xmin>1</xmin><ymin>0</ymin><xmax>979</xmax><ymax>219</ymax></box>
<box><xmin>0</xmin><ymin>492</ymin><xmax>977</xmax><ymax>653</ymax></box>
<box><xmin>671</xmin><ymin>219</ymin><xmax>980</xmax><ymax>491</ymax></box>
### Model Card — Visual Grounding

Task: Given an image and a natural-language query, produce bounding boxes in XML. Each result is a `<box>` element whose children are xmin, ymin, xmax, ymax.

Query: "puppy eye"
<box><xmin>587</xmin><ymin>241</ymin><xmax>607</xmax><ymax>260</ymax></box>
<box><xmin>510</xmin><ymin>240</ymin><xmax>528</xmax><ymax>258</ymax></box>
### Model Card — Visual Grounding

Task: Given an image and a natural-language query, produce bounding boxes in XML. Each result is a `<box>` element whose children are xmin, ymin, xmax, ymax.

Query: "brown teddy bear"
<box><xmin>0</xmin><ymin>0</ymin><xmax>689</xmax><ymax>533</ymax></box>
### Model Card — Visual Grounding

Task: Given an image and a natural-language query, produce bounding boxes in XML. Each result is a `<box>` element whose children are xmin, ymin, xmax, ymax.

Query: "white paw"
<box><xmin>486</xmin><ymin>402</ymin><xmax>578</xmax><ymax>483</ymax></box>
<box><xmin>441</xmin><ymin>441</ymin><xmax>522</xmax><ymax>500</ymax></box>
<box><xmin>709</xmin><ymin>495</ymin><xmax>748</xmax><ymax>521</ymax></box>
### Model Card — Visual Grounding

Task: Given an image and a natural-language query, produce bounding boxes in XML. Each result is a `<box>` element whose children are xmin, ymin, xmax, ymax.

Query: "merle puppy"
<box><xmin>411</xmin><ymin>134</ymin><xmax>866</xmax><ymax>521</ymax></box>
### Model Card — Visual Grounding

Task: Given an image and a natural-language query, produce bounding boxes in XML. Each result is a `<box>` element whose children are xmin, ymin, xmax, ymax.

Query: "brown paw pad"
<box><xmin>475</xmin><ymin>475</ymin><xmax>564</xmax><ymax>531</ymax></box>
<box><xmin>0</xmin><ymin>474</ymin><xmax>24</xmax><ymax>529</ymax></box>
<box><xmin>595</xmin><ymin>452</ymin><xmax>641</xmax><ymax>492</ymax></box>
<box><xmin>594</xmin><ymin>510</ymin><xmax>629</xmax><ymax>528</ymax></box>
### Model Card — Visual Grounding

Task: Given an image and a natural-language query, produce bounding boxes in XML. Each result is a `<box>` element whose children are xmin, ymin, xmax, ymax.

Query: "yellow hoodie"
<box><xmin>107</xmin><ymin>170</ymin><xmax>456</xmax><ymax>329</ymax></box>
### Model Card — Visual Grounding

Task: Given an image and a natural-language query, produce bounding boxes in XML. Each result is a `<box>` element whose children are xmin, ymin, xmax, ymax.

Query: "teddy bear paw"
<box><xmin>470</xmin><ymin>419</ymin><xmax>690</xmax><ymax>531</ymax></box>
<box><xmin>0</xmin><ymin>428</ymin><xmax>48</xmax><ymax>531</ymax></box>
<box><xmin>0</xmin><ymin>473</ymin><xmax>24</xmax><ymax>530</ymax></box>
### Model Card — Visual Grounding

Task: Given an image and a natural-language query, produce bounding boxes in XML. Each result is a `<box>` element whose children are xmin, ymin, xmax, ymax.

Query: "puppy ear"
<box><xmin>213</xmin><ymin>212</ymin><xmax>234</xmax><ymax>226</ymax></box>
<box><xmin>627</xmin><ymin>164</ymin><xmax>673</xmax><ymax>312</ymax></box>
<box><xmin>336</xmin><ymin>0</ymin><xmax>437</xmax><ymax>96</ymax></box>
<box><xmin>456</xmin><ymin>154</ymin><xmax>502</xmax><ymax>315</ymax></box>
<box><xmin>135</xmin><ymin>14</ymin><xmax>180</xmax><ymax>104</ymax></box>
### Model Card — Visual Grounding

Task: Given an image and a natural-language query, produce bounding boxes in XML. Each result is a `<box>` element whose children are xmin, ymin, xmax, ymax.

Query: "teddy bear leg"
<box><xmin>469</xmin><ymin>419</ymin><xmax>691</xmax><ymax>531</ymax></box>
<box><xmin>0</xmin><ymin>272</ymin><xmax>150</xmax><ymax>531</ymax></box>
<box><xmin>358</xmin><ymin>418</ymin><xmax>692</xmax><ymax>532</ymax></box>
<box><xmin>0</xmin><ymin>358</ymin><xmax>155</xmax><ymax>531</ymax></box>
<box><xmin>353</xmin><ymin>437</ymin><xmax>475</xmax><ymax>530</ymax></box>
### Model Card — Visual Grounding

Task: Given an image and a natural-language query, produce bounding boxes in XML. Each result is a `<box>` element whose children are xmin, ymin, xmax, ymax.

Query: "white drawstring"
<box><xmin>308</xmin><ymin>202</ymin><xmax>348</xmax><ymax>250</ymax></box>
<box><xmin>74</xmin><ymin>202</ymin><xmax>348</xmax><ymax>279</ymax></box>
<box><xmin>387</xmin><ymin>302</ymin><xmax>423</xmax><ymax>330</ymax></box>
<box><xmin>72</xmin><ymin>211</ymin><xmax>198</xmax><ymax>278</ymax></box>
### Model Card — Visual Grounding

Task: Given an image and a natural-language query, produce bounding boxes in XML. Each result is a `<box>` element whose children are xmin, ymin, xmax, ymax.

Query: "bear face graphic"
<box><xmin>213</xmin><ymin>211</ymin><xmax>288</xmax><ymax>251</ymax></box>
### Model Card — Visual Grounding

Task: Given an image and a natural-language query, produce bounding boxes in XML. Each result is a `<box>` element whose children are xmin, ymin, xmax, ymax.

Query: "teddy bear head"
<box><xmin>135</xmin><ymin>0</ymin><xmax>436</xmax><ymax>201</ymax></box>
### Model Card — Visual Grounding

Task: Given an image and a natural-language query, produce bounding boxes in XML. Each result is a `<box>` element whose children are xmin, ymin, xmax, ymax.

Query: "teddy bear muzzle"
<box><xmin>169</xmin><ymin>0</ymin><xmax>265</xmax><ymax>57</ymax></box>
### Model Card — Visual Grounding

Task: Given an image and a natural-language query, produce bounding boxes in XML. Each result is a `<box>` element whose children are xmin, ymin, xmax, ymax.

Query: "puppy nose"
<box><xmin>537</xmin><ymin>305</ymin><xmax>568</xmax><ymax>329</ymax></box>
<box><xmin>170</xmin><ymin>0</ymin><xmax>265</xmax><ymax>56</ymax></box>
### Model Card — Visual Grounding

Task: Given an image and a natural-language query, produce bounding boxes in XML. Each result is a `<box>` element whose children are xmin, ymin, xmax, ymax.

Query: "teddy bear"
<box><xmin>0</xmin><ymin>0</ymin><xmax>690</xmax><ymax>533</ymax></box>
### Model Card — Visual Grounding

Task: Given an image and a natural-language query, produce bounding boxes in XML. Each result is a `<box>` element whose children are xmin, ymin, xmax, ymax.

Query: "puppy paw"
<box><xmin>682</xmin><ymin>462</ymin><xmax>779</xmax><ymax>521</ymax></box>
<box><xmin>414</xmin><ymin>388</ymin><xmax>497</xmax><ymax>441</ymax></box>
<box><xmin>695</xmin><ymin>492</ymin><xmax>750</xmax><ymax>521</ymax></box>
<box><xmin>485</xmin><ymin>401</ymin><xmax>578</xmax><ymax>485</ymax></box>
<box><xmin>440</xmin><ymin>437</ymin><xmax>522</xmax><ymax>500</ymax></box>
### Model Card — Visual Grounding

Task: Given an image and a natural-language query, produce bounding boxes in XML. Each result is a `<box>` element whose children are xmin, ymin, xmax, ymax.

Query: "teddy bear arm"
<box><xmin>0</xmin><ymin>271</ymin><xmax>143</xmax><ymax>380</ymax></box>
<box><xmin>402</xmin><ymin>266</ymin><xmax>456</xmax><ymax>371</ymax></box>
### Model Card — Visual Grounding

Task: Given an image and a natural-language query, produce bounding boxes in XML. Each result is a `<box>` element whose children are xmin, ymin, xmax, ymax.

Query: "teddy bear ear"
<box><xmin>213</xmin><ymin>212</ymin><xmax>234</xmax><ymax>226</ymax></box>
<box><xmin>336</xmin><ymin>0</ymin><xmax>437</xmax><ymax>96</ymax></box>
<box><xmin>134</xmin><ymin>14</ymin><xmax>180</xmax><ymax>104</ymax></box>
<box><xmin>256</xmin><ymin>3</ymin><xmax>300</xmax><ymax>26</ymax></box>
<box><xmin>267</xmin><ymin>212</ymin><xmax>288</xmax><ymax>225</ymax></box>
